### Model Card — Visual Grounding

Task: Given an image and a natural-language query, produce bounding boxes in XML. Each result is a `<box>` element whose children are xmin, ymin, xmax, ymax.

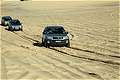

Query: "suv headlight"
<box><xmin>5</xmin><ymin>21</ymin><xmax>8</xmax><ymax>24</ymax></box>
<box><xmin>63</xmin><ymin>36</ymin><xmax>68</xmax><ymax>40</ymax></box>
<box><xmin>47</xmin><ymin>36</ymin><xmax>53</xmax><ymax>40</ymax></box>
<box><xmin>19</xmin><ymin>25</ymin><xmax>22</xmax><ymax>28</ymax></box>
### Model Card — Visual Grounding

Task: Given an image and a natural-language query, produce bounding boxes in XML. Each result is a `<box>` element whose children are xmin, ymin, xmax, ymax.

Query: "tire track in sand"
<box><xmin>43</xmin><ymin>54</ymin><xmax>104</xmax><ymax>80</ymax></box>
<box><xmin>1</xmin><ymin>32</ymin><xmax>78</xmax><ymax>79</ymax></box>
<box><xmin>4</xmin><ymin>29</ymin><xmax>119</xmax><ymax>79</ymax></box>
<box><xmin>1</xmin><ymin>30</ymin><xmax>103</xmax><ymax>79</ymax></box>
<box><xmin>49</xmin><ymin>47</ymin><xmax>120</xmax><ymax>65</ymax></box>
<box><xmin>10</xmin><ymin>31</ymin><xmax>120</xmax><ymax>66</ymax></box>
<box><xmin>1</xmin><ymin>56</ymin><xmax>7</xmax><ymax>80</ymax></box>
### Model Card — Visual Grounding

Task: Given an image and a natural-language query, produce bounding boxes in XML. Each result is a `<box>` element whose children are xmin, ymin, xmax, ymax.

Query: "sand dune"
<box><xmin>1</xmin><ymin>1</ymin><xmax>120</xmax><ymax>80</ymax></box>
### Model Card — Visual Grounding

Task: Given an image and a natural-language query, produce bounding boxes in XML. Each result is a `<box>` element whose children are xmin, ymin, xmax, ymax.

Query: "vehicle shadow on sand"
<box><xmin>5</xmin><ymin>28</ymin><xmax>14</xmax><ymax>31</ymax></box>
<box><xmin>33</xmin><ymin>42</ymin><xmax>43</xmax><ymax>47</ymax></box>
<box><xmin>5</xmin><ymin>28</ymin><xmax>9</xmax><ymax>31</ymax></box>
<box><xmin>33</xmin><ymin>42</ymin><xmax>65</xmax><ymax>48</ymax></box>
<box><xmin>0</xmin><ymin>24</ymin><xmax>7</xmax><ymax>27</ymax></box>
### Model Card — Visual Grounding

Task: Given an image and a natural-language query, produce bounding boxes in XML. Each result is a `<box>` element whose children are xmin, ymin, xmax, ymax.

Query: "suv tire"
<box><xmin>8</xmin><ymin>27</ymin><xmax>11</xmax><ymax>31</ymax></box>
<box><xmin>65</xmin><ymin>43</ymin><xmax>70</xmax><ymax>47</ymax></box>
<box><xmin>43</xmin><ymin>41</ymin><xmax>49</xmax><ymax>48</ymax></box>
<box><xmin>20</xmin><ymin>28</ymin><xmax>23</xmax><ymax>31</ymax></box>
<box><xmin>1</xmin><ymin>22</ymin><xmax>4</xmax><ymax>26</ymax></box>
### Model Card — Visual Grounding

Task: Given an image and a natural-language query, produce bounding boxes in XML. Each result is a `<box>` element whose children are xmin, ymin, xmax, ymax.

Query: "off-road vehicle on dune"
<box><xmin>42</xmin><ymin>26</ymin><xmax>70</xmax><ymax>48</ymax></box>
<box><xmin>1</xmin><ymin>16</ymin><xmax>12</xmax><ymax>26</ymax></box>
<box><xmin>8</xmin><ymin>19</ymin><xmax>23</xmax><ymax>31</ymax></box>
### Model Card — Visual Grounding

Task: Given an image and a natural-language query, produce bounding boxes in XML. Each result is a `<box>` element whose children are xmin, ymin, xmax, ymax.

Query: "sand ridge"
<box><xmin>1</xmin><ymin>1</ymin><xmax>120</xmax><ymax>80</ymax></box>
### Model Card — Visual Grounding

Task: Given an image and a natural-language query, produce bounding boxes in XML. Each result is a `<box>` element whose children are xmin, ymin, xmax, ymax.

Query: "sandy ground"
<box><xmin>0</xmin><ymin>1</ymin><xmax>120</xmax><ymax>80</ymax></box>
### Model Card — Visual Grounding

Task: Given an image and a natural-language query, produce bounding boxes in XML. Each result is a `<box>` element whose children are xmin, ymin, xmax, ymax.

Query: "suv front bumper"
<box><xmin>46</xmin><ymin>39</ymin><xmax>69</xmax><ymax>46</ymax></box>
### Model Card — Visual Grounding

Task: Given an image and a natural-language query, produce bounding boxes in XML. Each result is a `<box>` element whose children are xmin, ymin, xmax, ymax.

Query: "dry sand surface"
<box><xmin>0</xmin><ymin>1</ymin><xmax>120</xmax><ymax>80</ymax></box>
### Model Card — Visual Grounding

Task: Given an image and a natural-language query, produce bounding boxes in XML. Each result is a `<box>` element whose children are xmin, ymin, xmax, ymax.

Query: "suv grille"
<box><xmin>53</xmin><ymin>36</ymin><xmax>63</xmax><ymax>40</ymax></box>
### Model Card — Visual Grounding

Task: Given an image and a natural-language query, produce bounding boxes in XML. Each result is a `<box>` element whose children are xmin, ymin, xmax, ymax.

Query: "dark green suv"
<box><xmin>42</xmin><ymin>26</ymin><xmax>70</xmax><ymax>47</ymax></box>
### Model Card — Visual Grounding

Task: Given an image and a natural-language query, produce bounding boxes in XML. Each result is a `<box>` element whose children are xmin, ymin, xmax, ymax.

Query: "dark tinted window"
<box><xmin>45</xmin><ymin>26</ymin><xmax>65</xmax><ymax>34</ymax></box>
<box><xmin>10</xmin><ymin>20</ymin><xmax>21</xmax><ymax>25</ymax></box>
<box><xmin>4</xmin><ymin>17</ymin><xmax>12</xmax><ymax>21</ymax></box>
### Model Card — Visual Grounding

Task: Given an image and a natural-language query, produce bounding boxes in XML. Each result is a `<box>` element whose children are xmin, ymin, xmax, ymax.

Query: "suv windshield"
<box><xmin>45</xmin><ymin>27</ymin><xmax>65</xmax><ymax>34</ymax></box>
<box><xmin>10</xmin><ymin>20</ymin><xmax>21</xmax><ymax>25</ymax></box>
<box><xmin>4</xmin><ymin>17</ymin><xmax>12</xmax><ymax>21</ymax></box>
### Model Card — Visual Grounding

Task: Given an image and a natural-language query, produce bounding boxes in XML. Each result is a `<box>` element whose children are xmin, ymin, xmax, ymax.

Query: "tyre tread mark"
<box><xmin>45</xmin><ymin>55</ymin><xmax>104</xmax><ymax>80</ymax></box>
<box><xmin>70</xmin><ymin>47</ymin><xmax>120</xmax><ymax>58</ymax></box>
<box><xmin>49</xmin><ymin>47</ymin><xmax>120</xmax><ymax>65</ymax></box>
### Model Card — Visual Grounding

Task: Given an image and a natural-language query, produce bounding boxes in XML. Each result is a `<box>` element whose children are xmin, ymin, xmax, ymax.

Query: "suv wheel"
<box><xmin>8</xmin><ymin>27</ymin><xmax>11</xmax><ymax>31</ymax></box>
<box><xmin>20</xmin><ymin>28</ymin><xmax>23</xmax><ymax>31</ymax></box>
<box><xmin>65</xmin><ymin>43</ymin><xmax>70</xmax><ymax>47</ymax></box>
<box><xmin>1</xmin><ymin>22</ymin><xmax>4</xmax><ymax>26</ymax></box>
<box><xmin>44</xmin><ymin>41</ymin><xmax>50</xmax><ymax>48</ymax></box>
